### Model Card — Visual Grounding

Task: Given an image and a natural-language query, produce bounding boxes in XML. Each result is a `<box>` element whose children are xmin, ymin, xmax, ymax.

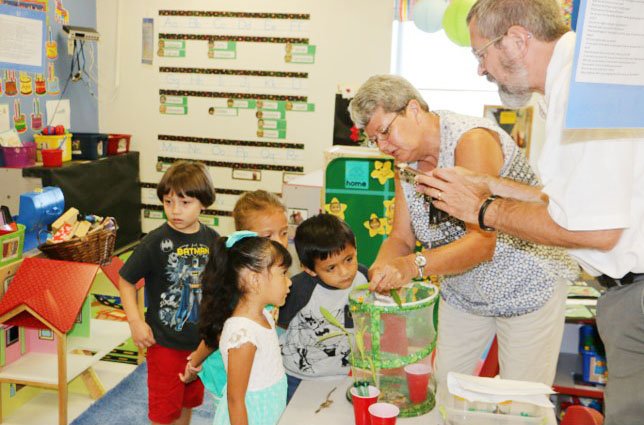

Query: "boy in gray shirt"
<box><xmin>278</xmin><ymin>214</ymin><xmax>368</xmax><ymax>402</ymax></box>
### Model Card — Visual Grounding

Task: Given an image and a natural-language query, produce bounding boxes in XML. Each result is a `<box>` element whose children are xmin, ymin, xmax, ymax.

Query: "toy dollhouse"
<box><xmin>0</xmin><ymin>258</ymin><xmax>130</xmax><ymax>425</ymax></box>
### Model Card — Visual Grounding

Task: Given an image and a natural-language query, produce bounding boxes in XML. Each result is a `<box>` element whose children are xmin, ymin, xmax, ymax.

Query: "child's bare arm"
<box><xmin>179</xmin><ymin>340</ymin><xmax>215</xmax><ymax>383</ymax></box>
<box><xmin>118</xmin><ymin>277</ymin><xmax>155</xmax><ymax>348</ymax></box>
<box><xmin>227</xmin><ymin>343</ymin><xmax>256</xmax><ymax>425</ymax></box>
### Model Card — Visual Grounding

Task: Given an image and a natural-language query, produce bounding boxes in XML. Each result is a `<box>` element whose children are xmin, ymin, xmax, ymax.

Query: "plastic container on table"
<box><xmin>2</xmin><ymin>142</ymin><xmax>36</xmax><ymax>168</ymax></box>
<box><xmin>71</xmin><ymin>132</ymin><xmax>108</xmax><ymax>160</ymax></box>
<box><xmin>0</xmin><ymin>224</ymin><xmax>25</xmax><ymax>267</ymax></box>
<box><xmin>41</xmin><ymin>149</ymin><xmax>63</xmax><ymax>167</ymax></box>
<box><xmin>107</xmin><ymin>134</ymin><xmax>131</xmax><ymax>155</ymax></box>
<box><xmin>34</xmin><ymin>133</ymin><xmax>72</xmax><ymax>162</ymax></box>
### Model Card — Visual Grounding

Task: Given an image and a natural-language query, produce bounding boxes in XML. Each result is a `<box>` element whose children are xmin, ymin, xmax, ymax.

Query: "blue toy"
<box><xmin>16</xmin><ymin>187</ymin><xmax>64</xmax><ymax>251</ymax></box>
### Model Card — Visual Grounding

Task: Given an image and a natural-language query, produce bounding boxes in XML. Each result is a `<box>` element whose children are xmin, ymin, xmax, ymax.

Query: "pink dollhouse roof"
<box><xmin>100</xmin><ymin>256</ymin><xmax>144</xmax><ymax>290</ymax></box>
<box><xmin>0</xmin><ymin>258</ymin><xmax>99</xmax><ymax>333</ymax></box>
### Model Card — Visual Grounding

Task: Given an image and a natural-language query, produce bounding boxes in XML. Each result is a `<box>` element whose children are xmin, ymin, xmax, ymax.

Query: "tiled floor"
<box><xmin>2</xmin><ymin>361</ymin><xmax>136</xmax><ymax>425</ymax></box>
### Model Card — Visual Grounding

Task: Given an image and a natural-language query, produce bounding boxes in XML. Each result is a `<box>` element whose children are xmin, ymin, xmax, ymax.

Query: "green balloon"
<box><xmin>442</xmin><ymin>0</ymin><xmax>477</xmax><ymax>47</ymax></box>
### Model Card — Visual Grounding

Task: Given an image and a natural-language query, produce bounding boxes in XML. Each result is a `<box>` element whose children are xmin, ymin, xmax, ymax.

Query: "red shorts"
<box><xmin>147</xmin><ymin>344</ymin><xmax>204</xmax><ymax>424</ymax></box>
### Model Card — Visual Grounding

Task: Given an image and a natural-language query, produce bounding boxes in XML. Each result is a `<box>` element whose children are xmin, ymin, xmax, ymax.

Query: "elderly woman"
<box><xmin>348</xmin><ymin>75</ymin><xmax>578</xmax><ymax>388</ymax></box>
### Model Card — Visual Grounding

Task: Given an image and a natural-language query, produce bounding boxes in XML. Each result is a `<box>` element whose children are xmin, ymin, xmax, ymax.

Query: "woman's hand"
<box><xmin>128</xmin><ymin>319</ymin><xmax>156</xmax><ymax>349</ymax></box>
<box><xmin>368</xmin><ymin>256</ymin><xmax>415</xmax><ymax>293</ymax></box>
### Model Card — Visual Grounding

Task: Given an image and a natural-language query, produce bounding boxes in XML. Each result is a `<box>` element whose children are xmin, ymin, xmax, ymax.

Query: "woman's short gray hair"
<box><xmin>467</xmin><ymin>0</ymin><xmax>569</xmax><ymax>42</ymax></box>
<box><xmin>348</xmin><ymin>75</ymin><xmax>429</xmax><ymax>129</ymax></box>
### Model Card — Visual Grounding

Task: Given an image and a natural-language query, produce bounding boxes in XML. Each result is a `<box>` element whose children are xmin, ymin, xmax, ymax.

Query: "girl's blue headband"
<box><xmin>225</xmin><ymin>230</ymin><xmax>258</xmax><ymax>248</ymax></box>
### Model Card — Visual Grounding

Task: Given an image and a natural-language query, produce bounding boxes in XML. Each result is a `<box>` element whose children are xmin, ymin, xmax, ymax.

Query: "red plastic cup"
<box><xmin>42</xmin><ymin>148</ymin><xmax>62</xmax><ymax>167</ymax></box>
<box><xmin>404</xmin><ymin>363</ymin><xmax>431</xmax><ymax>403</ymax></box>
<box><xmin>368</xmin><ymin>402</ymin><xmax>399</xmax><ymax>425</ymax></box>
<box><xmin>351</xmin><ymin>385</ymin><xmax>380</xmax><ymax>425</ymax></box>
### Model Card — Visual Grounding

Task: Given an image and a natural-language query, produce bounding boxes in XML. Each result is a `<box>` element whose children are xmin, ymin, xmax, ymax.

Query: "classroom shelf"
<box><xmin>553</xmin><ymin>353</ymin><xmax>604</xmax><ymax>400</ymax></box>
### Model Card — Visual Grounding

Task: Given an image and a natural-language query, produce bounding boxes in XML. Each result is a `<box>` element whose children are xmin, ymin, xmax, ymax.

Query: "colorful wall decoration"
<box><xmin>0</xmin><ymin>0</ymin><xmax>98</xmax><ymax>144</ymax></box>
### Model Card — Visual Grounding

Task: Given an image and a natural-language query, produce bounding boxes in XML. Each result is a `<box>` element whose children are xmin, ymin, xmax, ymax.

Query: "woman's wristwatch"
<box><xmin>414</xmin><ymin>252</ymin><xmax>426</xmax><ymax>280</ymax></box>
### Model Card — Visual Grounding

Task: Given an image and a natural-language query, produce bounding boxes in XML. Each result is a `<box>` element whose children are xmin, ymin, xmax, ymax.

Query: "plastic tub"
<box><xmin>440</xmin><ymin>406</ymin><xmax>545</xmax><ymax>425</ymax></box>
<box><xmin>34</xmin><ymin>133</ymin><xmax>72</xmax><ymax>162</ymax></box>
<box><xmin>72</xmin><ymin>132</ymin><xmax>108</xmax><ymax>160</ymax></box>
<box><xmin>42</xmin><ymin>149</ymin><xmax>63</xmax><ymax>167</ymax></box>
<box><xmin>107</xmin><ymin>133</ymin><xmax>131</xmax><ymax>155</ymax></box>
<box><xmin>439</xmin><ymin>392</ymin><xmax>547</xmax><ymax>425</ymax></box>
<box><xmin>2</xmin><ymin>142</ymin><xmax>36</xmax><ymax>168</ymax></box>
<box><xmin>0</xmin><ymin>224</ymin><xmax>25</xmax><ymax>267</ymax></box>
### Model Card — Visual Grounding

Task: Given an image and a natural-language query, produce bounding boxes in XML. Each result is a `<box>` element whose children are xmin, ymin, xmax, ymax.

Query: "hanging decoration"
<box><xmin>394</xmin><ymin>0</ymin><xmax>415</xmax><ymax>21</ymax></box>
<box><xmin>54</xmin><ymin>0</ymin><xmax>69</xmax><ymax>24</ymax></box>
<box><xmin>412</xmin><ymin>0</ymin><xmax>449</xmax><ymax>33</ymax></box>
<box><xmin>442</xmin><ymin>0</ymin><xmax>476</xmax><ymax>47</ymax></box>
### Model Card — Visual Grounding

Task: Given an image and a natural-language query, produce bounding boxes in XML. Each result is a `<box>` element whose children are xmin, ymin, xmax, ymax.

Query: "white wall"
<box><xmin>97</xmin><ymin>0</ymin><xmax>392</xmax><ymax>234</ymax></box>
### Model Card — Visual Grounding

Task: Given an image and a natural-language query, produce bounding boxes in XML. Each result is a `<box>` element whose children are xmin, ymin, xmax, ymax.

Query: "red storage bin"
<box><xmin>107</xmin><ymin>134</ymin><xmax>131</xmax><ymax>155</ymax></box>
<box><xmin>2</xmin><ymin>142</ymin><xmax>36</xmax><ymax>168</ymax></box>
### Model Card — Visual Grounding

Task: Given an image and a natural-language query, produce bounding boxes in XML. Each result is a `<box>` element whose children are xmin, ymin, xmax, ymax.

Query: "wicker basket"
<box><xmin>39</xmin><ymin>224</ymin><xmax>117</xmax><ymax>265</ymax></box>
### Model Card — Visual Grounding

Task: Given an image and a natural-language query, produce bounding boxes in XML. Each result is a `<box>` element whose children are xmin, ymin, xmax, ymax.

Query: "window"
<box><xmin>391</xmin><ymin>21</ymin><xmax>500</xmax><ymax>117</ymax></box>
<box><xmin>6</xmin><ymin>326</ymin><xmax>19</xmax><ymax>346</ymax></box>
<box><xmin>38</xmin><ymin>329</ymin><xmax>54</xmax><ymax>340</ymax></box>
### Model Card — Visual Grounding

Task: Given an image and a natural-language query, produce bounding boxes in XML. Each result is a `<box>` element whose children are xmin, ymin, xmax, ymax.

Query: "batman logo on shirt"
<box><xmin>160</xmin><ymin>238</ymin><xmax>174</xmax><ymax>253</ymax></box>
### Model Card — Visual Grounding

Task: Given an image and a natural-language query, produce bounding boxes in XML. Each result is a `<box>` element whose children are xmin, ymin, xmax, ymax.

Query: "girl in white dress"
<box><xmin>183</xmin><ymin>231</ymin><xmax>292</xmax><ymax>425</ymax></box>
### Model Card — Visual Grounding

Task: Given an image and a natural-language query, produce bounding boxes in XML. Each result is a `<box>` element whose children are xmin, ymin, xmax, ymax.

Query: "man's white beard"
<box><xmin>494</xmin><ymin>55</ymin><xmax>532</xmax><ymax>108</ymax></box>
<box><xmin>499</xmin><ymin>87</ymin><xmax>532</xmax><ymax>108</ymax></box>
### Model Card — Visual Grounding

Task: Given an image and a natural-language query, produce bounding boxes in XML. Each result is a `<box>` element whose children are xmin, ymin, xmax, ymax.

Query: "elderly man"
<box><xmin>416</xmin><ymin>1</ymin><xmax>643</xmax><ymax>424</ymax></box>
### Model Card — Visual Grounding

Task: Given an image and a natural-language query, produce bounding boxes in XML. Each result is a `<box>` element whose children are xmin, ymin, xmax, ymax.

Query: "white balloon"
<box><xmin>412</xmin><ymin>0</ymin><xmax>450</xmax><ymax>33</ymax></box>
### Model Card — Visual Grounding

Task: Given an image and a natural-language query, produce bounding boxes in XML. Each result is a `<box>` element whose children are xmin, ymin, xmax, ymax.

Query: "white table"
<box><xmin>279</xmin><ymin>377</ymin><xmax>443</xmax><ymax>425</ymax></box>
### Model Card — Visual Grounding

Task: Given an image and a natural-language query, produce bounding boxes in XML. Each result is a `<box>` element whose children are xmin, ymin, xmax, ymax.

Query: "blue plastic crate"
<box><xmin>71</xmin><ymin>132</ymin><xmax>108</xmax><ymax>160</ymax></box>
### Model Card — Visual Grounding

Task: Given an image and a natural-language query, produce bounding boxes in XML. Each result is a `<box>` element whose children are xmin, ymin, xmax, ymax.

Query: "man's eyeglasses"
<box><xmin>473</xmin><ymin>34</ymin><xmax>505</xmax><ymax>64</ymax></box>
<box><xmin>368</xmin><ymin>112</ymin><xmax>402</xmax><ymax>146</ymax></box>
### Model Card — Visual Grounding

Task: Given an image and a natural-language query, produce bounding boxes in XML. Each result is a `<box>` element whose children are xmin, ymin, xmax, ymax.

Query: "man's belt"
<box><xmin>597</xmin><ymin>272</ymin><xmax>644</xmax><ymax>289</ymax></box>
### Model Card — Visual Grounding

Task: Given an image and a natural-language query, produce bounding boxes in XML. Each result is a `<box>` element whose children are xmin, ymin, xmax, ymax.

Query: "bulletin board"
<box><xmin>324</xmin><ymin>157</ymin><xmax>396</xmax><ymax>267</ymax></box>
<box><xmin>97</xmin><ymin>0</ymin><xmax>392</xmax><ymax>235</ymax></box>
<box><xmin>0</xmin><ymin>0</ymin><xmax>98</xmax><ymax>143</ymax></box>
<box><xmin>565</xmin><ymin>0</ymin><xmax>644</xmax><ymax>129</ymax></box>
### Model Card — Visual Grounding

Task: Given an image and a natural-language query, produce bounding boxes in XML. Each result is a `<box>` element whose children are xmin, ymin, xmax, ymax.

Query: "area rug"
<box><xmin>71</xmin><ymin>362</ymin><xmax>216</xmax><ymax>425</ymax></box>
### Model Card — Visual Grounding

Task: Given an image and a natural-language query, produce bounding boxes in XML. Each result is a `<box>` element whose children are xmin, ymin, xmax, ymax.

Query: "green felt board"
<box><xmin>325</xmin><ymin>158</ymin><xmax>396</xmax><ymax>267</ymax></box>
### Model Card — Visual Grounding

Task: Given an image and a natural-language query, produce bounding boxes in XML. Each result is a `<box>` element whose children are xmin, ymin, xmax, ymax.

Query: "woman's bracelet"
<box><xmin>478</xmin><ymin>195</ymin><xmax>501</xmax><ymax>232</ymax></box>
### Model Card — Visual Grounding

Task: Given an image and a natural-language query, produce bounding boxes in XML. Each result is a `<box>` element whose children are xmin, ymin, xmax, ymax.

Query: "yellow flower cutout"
<box><xmin>324</xmin><ymin>197</ymin><xmax>347</xmax><ymax>220</ymax></box>
<box><xmin>370</xmin><ymin>161</ymin><xmax>394</xmax><ymax>185</ymax></box>
<box><xmin>363</xmin><ymin>213</ymin><xmax>386</xmax><ymax>237</ymax></box>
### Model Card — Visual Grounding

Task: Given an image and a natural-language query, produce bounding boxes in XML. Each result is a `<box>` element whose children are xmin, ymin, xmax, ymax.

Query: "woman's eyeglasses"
<box><xmin>367</xmin><ymin>112</ymin><xmax>402</xmax><ymax>145</ymax></box>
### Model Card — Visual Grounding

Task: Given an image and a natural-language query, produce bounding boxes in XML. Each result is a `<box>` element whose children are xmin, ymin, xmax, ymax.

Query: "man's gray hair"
<box><xmin>467</xmin><ymin>0</ymin><xmax>569</xmax><ymax>42</ymax></box>
<box><xmin>348</xmin><ymin>75</ymin><xmax>429</xmax><ymax>129</ymax></box>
